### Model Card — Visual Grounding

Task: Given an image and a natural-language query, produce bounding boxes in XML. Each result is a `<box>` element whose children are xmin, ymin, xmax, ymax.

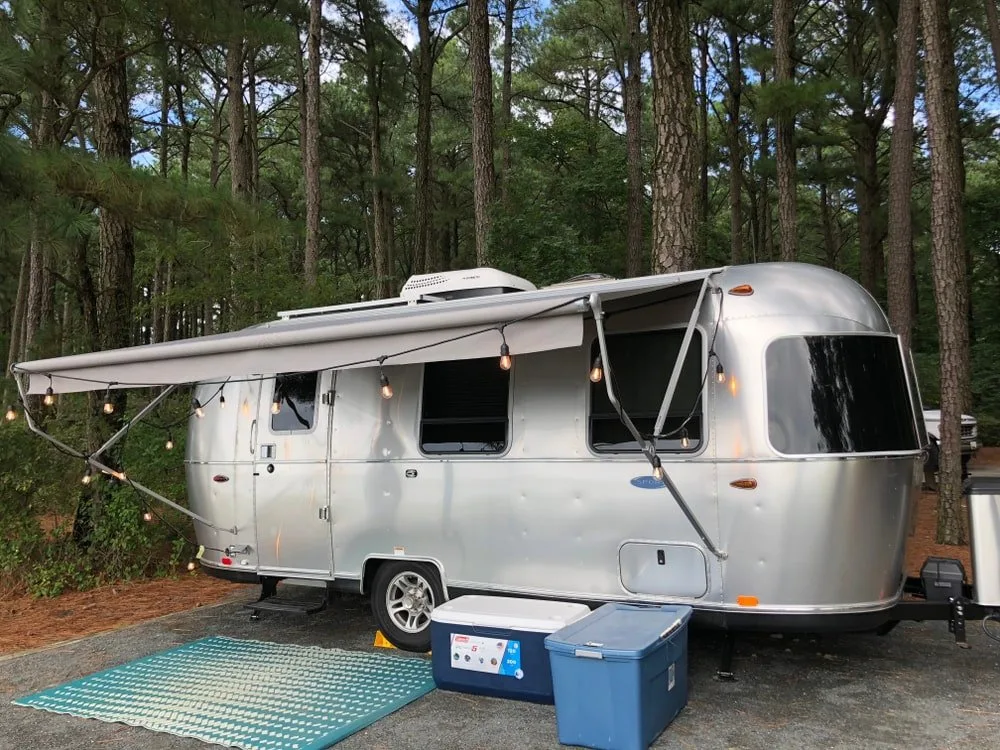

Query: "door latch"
<box><xmin>260</xmin><ymin>444</ymin><xmax>275</xmax><ymax>459</ymax></box>
<box><xmin>318</xmin><ymin>506</ymin><xmax>330</xmax><ymax>521</ymax></box>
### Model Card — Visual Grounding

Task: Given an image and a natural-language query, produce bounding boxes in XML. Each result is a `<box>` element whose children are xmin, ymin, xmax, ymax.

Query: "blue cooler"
<box><xmin>544</xmin><ymin>603</ymin><xmax>693</xmax><ymax>750</ymax></box>
<box><xmin>430</xmin><ymin>595</ymin><xmax>591</xmax><ymax>703</ymax></box>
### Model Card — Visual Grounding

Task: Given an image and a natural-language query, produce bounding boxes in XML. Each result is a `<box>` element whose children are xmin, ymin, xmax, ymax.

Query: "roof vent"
<box><xmin>399</xmin><ymin>268</ymin><xmax>536</xmax><ymax>301</ymax></box>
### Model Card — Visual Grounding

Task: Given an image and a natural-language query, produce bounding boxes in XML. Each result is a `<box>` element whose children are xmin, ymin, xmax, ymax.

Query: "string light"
<box><xmin>165</xmin><ymin>433</ymin><xmax>174</xmax><ymax>451</ymax></box>
<box><xmin>498</xmin><ymin>327</ymin><xmax>513</xmax><ymax>371</ymax></box>
<box><xmin>681</xmin><ymin>429</ymin><xmax>690</xmax><ymax>449</ymax></box>
<box><xmin>379</xmin><ymin>371</ymin><xmax>393</xmax><ymax>400</ymax></box>
<box><xmin>651</xmin><ymin>455</ymin><xmax>665</xmax><ymax>482</ymax></box>
<box><xmin>271</xmin><ymin>392</ymin><xmax>282</xmax><ymax>414</ymax></box>
<box><xmin>102</xmin><ymin>387</ymin><xmax>115</xmax><ymax>414</ymax></box>
<box><xmin>192</xmin><ymin>398</ymin><xmax>205</xmax><ymax>418</ymax></box>
<box><xmin>589</xmin><ymin>355</ymin><xmax>603</xmax><ymax>383</ymax></box>
<box><xmin>716</xmin><ymin>361</ymin><xmax>726</xmax><ymax>384</ymax></box>
<box><xmin>4</xmin><ymin>404</ymin><xmax>16</xmax><ymax>422</ymax></box>
<box><xmin>219</xmin><ymin>389</ymin><xmax>226</xmax><ymax>409</ymax></box>
<box><xmin>43</xmin><ymin>378</ymin><xmax>56</xmax><ymax>407</ymax></box>
<box><xmin>81</xmin><ymin>466</ymin><xmax>93</xmax><ymax>485</ymax></box>
<box><xmin>143</xmin><ymin>511</ymin><xmax>153</xmax><ymax>522</ymax></box>
<box><xmin>187</xmin><ymin>560</ymin><xmax>197</xmax><ymax>571</ymax></box>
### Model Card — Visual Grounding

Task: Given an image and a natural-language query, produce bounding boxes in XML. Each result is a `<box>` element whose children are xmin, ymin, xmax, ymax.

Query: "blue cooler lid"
<box><xmin>544</xmin><ymin>603</ymin><xmax>693</xmax><ymax>660</ymax></box>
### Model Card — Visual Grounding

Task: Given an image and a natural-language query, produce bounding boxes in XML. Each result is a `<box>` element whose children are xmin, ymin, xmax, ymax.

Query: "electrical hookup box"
<box><xmin>430</xmin><ymin>595</ymin><xmax>591</xmax><ymax>704</ymax></box>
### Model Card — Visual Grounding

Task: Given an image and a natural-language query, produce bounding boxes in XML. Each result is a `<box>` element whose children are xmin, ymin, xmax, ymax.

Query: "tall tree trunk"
<box><xmin>887</xmin><ymin>0</ymin><xmax>919</xmax><ymax>354</ymax></box>
<box><xmin>500</xmin><ymin>0</ymin><xmax>516</xmax><ymax>204</ymax></box>
<box><xmin>173</xmin><ymin>45</ymin><xmax>191</xmax><ymax>182</ymax></box>
<box><xmin>304</xmin><ymin>0</ymin><xmax>322</xmax><ymax>288</ymax></box>
<box><xmin>985</xmin><ymin>0</ymin><xmax>1000</xmax><ymax>86</ymax></box>
<box><xmin>648</xmin><ymin>0</ymin><xmax>698</xmax><ymax>273</ymax></box>
<box><xmin>854</xmin><ymin>125</ymin><xmax>881</xmax><ymax>293</ymax></box>
<box><xmin>817</xmin><ymin>147</ymin><xmax>839</xmax><ymax>270</ymax></box>
<box><xmin>623</xmin><ymin>0</ymin><xmax>644</xmax><ymax>277</ymax></box>
<box><xmin>6</xmin><ymin>249</ymin><xmax>29</xmax><ymax>371</ymax></box>
<box><xmin>726</xmin><ymin>20</ymin><xmax>743</xmax><ymax>265</ymax></box>
<box><xmin>414</xmin><ymin>0</ymin><xmax>435</xmax><ymax>273</ymax></box>
<box><xmin>773</xmin><ymin>0</ymin><xmax>797</xmax><ymax>261</ymax></box>
<box><xmin>77</xmin><ymin>10</ymin><xmax>135</xmax><ymax>548</ymax></box>
<box><xmin>360</xmin><ymin>0</ymin><xmax>393</xmax><ymax>297</ymax></box>
<box><xmin>226</xmin><ymin>27</ymin><xmax>251</xmax><ymax>324</ymax></box>
<box><xmin>921</xmin><ymin>0</ymin><xmax>969</xmax><ymax>546</ymax></box>
<box><xmin>246</xmin><ymin>45</ymin><xmax>260</xmax><ymax>199</ymax></box>
<box><xmin>697</xmin><ymin>25</ymin><xmax>709</xmax><ymax>261</ymax></box>
<box><xmin>468</xmin><ymin>0</ymin><xmax>496</xmax><ymax>266</ymax></box>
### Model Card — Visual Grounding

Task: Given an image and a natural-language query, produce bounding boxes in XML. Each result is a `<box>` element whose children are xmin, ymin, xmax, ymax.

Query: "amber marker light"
<box><xmin>729</xmin><ymin>478</ymin><xmax>758</xmax><ymax>490</ymax></box>
<box><xmin>727</xmin><ymin>284</ymin><xmax>754</xmax><ymax>296</ymax></box>
<box><xmin>736</xmin><ymin>595</ymin><xmax>759</xmax><ymax>607</ymax></box>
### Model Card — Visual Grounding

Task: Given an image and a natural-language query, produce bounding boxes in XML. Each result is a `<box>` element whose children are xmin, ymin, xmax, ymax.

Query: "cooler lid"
<box><xmin>544</xmin><ymin>603</ymin><xmax>693</xmax><ymax>660</ymax></box>
<box><xmin>430</xmin><ymin>595</ymin><xmax>592</xmax><ymax>633</ymax></box>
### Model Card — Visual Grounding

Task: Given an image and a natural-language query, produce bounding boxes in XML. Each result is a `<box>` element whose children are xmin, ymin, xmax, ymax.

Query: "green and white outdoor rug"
<box><xmin>12</xmin><ymin>635</ymin><xmax>435</xmax><ymax>750</ymax></box>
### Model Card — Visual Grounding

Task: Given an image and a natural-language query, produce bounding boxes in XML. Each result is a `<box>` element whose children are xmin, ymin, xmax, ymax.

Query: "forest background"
<box><xmin>1</xmin><ymin>0</ymin><xmax>999</xmax><ymax>596</ymax></box>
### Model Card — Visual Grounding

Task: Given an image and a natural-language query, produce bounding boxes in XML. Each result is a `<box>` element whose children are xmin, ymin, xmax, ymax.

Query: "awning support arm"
<box><xmin>654</xmin><ymin>277</ymin><xmax>712</xmax><ymax>437</ymax></box>
<box><xmin>92</xmin><ymin>385</ymin><xmax>177</xmax><ymax>459</ymax></box>
<box><xmin>589</xmin><ymin>293</ymin><xmax>727</xmax><ymax>561</ymax></box>
<box><xmin>13</xmin><ymin>376</ymin><xmax>233</xmax><ymax>534</ymax></box>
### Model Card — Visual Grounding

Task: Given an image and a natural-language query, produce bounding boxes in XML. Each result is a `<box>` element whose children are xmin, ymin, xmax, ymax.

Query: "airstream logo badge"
<box><xmin>630</xmin><ymin>476</ymin><xmax>663</xmax><ymax>490</ymax></box>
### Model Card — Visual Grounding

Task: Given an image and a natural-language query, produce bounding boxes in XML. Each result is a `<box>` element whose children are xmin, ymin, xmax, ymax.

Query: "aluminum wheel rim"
<box><xmin>385</xmin><ymin>571</ymin><xmax>435</xmax><ymax>634</ymax></box>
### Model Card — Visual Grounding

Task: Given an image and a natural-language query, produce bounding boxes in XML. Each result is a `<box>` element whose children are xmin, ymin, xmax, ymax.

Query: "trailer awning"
<box><xmin>13</xmin><ymin>267</ymin><xmax>720</xmax><ymax>394</ymax></box>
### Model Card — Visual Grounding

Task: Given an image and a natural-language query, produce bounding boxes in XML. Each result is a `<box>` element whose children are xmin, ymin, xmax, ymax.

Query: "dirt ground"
<box><xmin>2</xmin><ymin>447</ymin><xmax>998</xmax><ymax>660</ymax></box>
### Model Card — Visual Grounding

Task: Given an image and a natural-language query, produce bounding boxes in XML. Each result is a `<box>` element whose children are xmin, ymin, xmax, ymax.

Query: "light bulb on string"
<box><xmin>187</xmin><ymin>560</ymin><xmax>197</xmax><ymax>572</ymax></box>
<box><xmin>499</xmin><ymin>343</ymin><xmax>512</xmax><ymax>371</ymax></box>
<box><xmin>4</xmin><ymin>404</ymin><xmax>16</xmax><ymax>422</ymax></box>
<box><xmin>81</xmin><ymin>466</ymin><xmax>93</xmax><ymax>485</ymax></box>
<box><xmin>379</xmin><ymin>371</ymin><xmax>393</xmax><ymax>400</ymax></box>
<box><xmin>651</xmin><ymin>455</ymin><xmax>665</xmax><ymax>482</ymax></box>
<box><xmin>219</xmin><ymin>389</ymin><xmax>226</xmax><ymax>409</ymax></box>
<box><xmin>165</xmin><ymin>433</ymin><xmax>174</xmax><ymax>451</ymax></box>
<box><xmin>681</xmin><ymin>429</ymin><xmax>690</xmax><ymax>449</ymax></box>
<box><xmin>43</xmin><ymin>379</ymin><xmax>56</xmax><ymax>407</ymax></box>
<box><xmin>192</xmin><ymin>398</ymin><xmax>205</xmax><ymax>418</ymax></box>
<box><xmin>716</xmin><ymin>362</ymin><xmax>726</xmax><ymax>384</ymax></box>
<box><xmin>143</xmin><ymin>511</ymin><xmax>153</xmax><ymax>523</ymax></box>
<box><xmin>271</xmin><ymin>393</ymin><xmax>282</xmax><ymax>414</ymax></box>
<box><xmin>102</xmin><ymin>387</ymin><xmax>115</xmax><ymax>415</ymax></box>
<box><xmin>589</xmin><ymin>355</ymin><xmax>603</xmax><ymax>383</ymax></box>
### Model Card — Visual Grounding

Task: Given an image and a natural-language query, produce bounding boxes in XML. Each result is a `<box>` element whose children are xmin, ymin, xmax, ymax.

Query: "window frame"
<box><xmin>268</xmin><ymin>371</ymin><xmax>321</xmax><ymax>435</ymax></box>
<box><xmin>762</xmin><ymin>332</ymin><xmax>922</xmax><ymax>458</ymax></box>
<box><xmin>417</xmin><ymin>358</ymin><xmax>514</xmax><ymax>458</ymax></box>
<box><xmin>586</xmin><ymin>325</ymin><xmax>708</xmax><ymax>457</ymax></box>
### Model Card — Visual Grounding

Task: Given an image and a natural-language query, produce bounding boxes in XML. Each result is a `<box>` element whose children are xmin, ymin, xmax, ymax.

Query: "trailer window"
<box><xmin>420</xmin><ymin>358</ymin><xmax>510</xmax><ymax>454</ymax></box>
<box><xmin>589</xmin><ymin>329</ymin><xmax>703</xmax><ymax>453</ymax></box>
<box><xmin>766</xmin><ymin>336</ymin><xmax>918</xmax><ymax>455</ymax></box>
<box><xmin>270</xmin><ymin>372</ymin><xmax>318</xmax><ymax>432</ymax></box>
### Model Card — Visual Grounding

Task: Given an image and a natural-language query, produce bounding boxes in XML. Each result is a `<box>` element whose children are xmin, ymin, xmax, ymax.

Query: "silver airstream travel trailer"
<box><xmin>12</xmin><ymin>262</ymin><xmax>1000</xmax><ymax>659</ymax></box>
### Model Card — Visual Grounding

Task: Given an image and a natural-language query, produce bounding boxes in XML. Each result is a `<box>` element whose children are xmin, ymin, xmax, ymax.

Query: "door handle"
<box><xmin>249</xmin><ymin>419</ymin><xmax>257</xmax><ymax>455</ymax></box>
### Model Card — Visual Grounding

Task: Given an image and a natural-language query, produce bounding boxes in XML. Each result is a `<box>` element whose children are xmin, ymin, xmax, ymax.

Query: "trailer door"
<box><xmin>252</xmin><ymin>370</ymin><xmax>334</xmax><ymax>577</ymax></box>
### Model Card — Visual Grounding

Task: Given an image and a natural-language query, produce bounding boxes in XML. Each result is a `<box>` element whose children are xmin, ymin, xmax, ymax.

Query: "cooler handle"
<box><xmin>574</xmin><ymin>649</ymin><xmax>604</xmax><ymax>659</ymax></box>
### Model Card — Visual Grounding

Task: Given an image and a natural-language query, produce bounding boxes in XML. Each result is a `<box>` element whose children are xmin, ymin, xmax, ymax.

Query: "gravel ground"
<box><xmin>1</xmin><ymin>584</ymin><xmax>999</xmax><ymax>750</ymax></box>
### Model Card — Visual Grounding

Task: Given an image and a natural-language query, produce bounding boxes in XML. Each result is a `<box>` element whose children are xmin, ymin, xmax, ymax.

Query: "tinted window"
<box><xmin>271</xmin><ymin>372</ymin><xmax>318</xmax><ymax>432</ymax></box>
<box><xmin>420</xmin><ymin>358</ymin><xmax>510</xmax><ymax>454</ymax></box>
<box><xmin>766</xmin><ymin>336</ymin><xmax>918</xmax><ymax>455</ymax></box>
<box><xmin>590</xmin><ymin>330</ymin><xmax>703</xmax><ymax>452</ymax></box>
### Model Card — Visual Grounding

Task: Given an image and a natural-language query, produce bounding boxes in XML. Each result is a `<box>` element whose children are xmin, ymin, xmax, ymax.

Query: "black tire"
<box><xmin>371</xmin><ymin>560</ymin><xmax>445</xmax><ymax>652</ymax></box>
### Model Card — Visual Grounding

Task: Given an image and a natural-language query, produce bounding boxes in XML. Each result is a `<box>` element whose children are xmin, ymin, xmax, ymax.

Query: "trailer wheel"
<box><xmin>371</xmin><ymin>561</ymin><xmax>444</xmax><ymax>652</ymax></box>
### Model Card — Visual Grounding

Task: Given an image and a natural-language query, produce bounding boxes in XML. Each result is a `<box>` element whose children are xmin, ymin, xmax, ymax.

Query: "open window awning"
<box><xmin>13</xmin><ymin>267</ymin><xmax>721</xmax><ymax>395</ymax></box>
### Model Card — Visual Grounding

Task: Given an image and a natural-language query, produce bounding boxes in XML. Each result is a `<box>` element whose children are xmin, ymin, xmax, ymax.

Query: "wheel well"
<box><xmin>360</xmin><ymin>556</ymin><xmax>447</xmax><ymax>597</ymax></box>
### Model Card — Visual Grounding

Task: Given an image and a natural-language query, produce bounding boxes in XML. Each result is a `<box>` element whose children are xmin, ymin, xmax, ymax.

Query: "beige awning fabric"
<box><xmin>14</xmin><ymin>267</ymin><xmax>720</xmax><ymax>394</ymax></box>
